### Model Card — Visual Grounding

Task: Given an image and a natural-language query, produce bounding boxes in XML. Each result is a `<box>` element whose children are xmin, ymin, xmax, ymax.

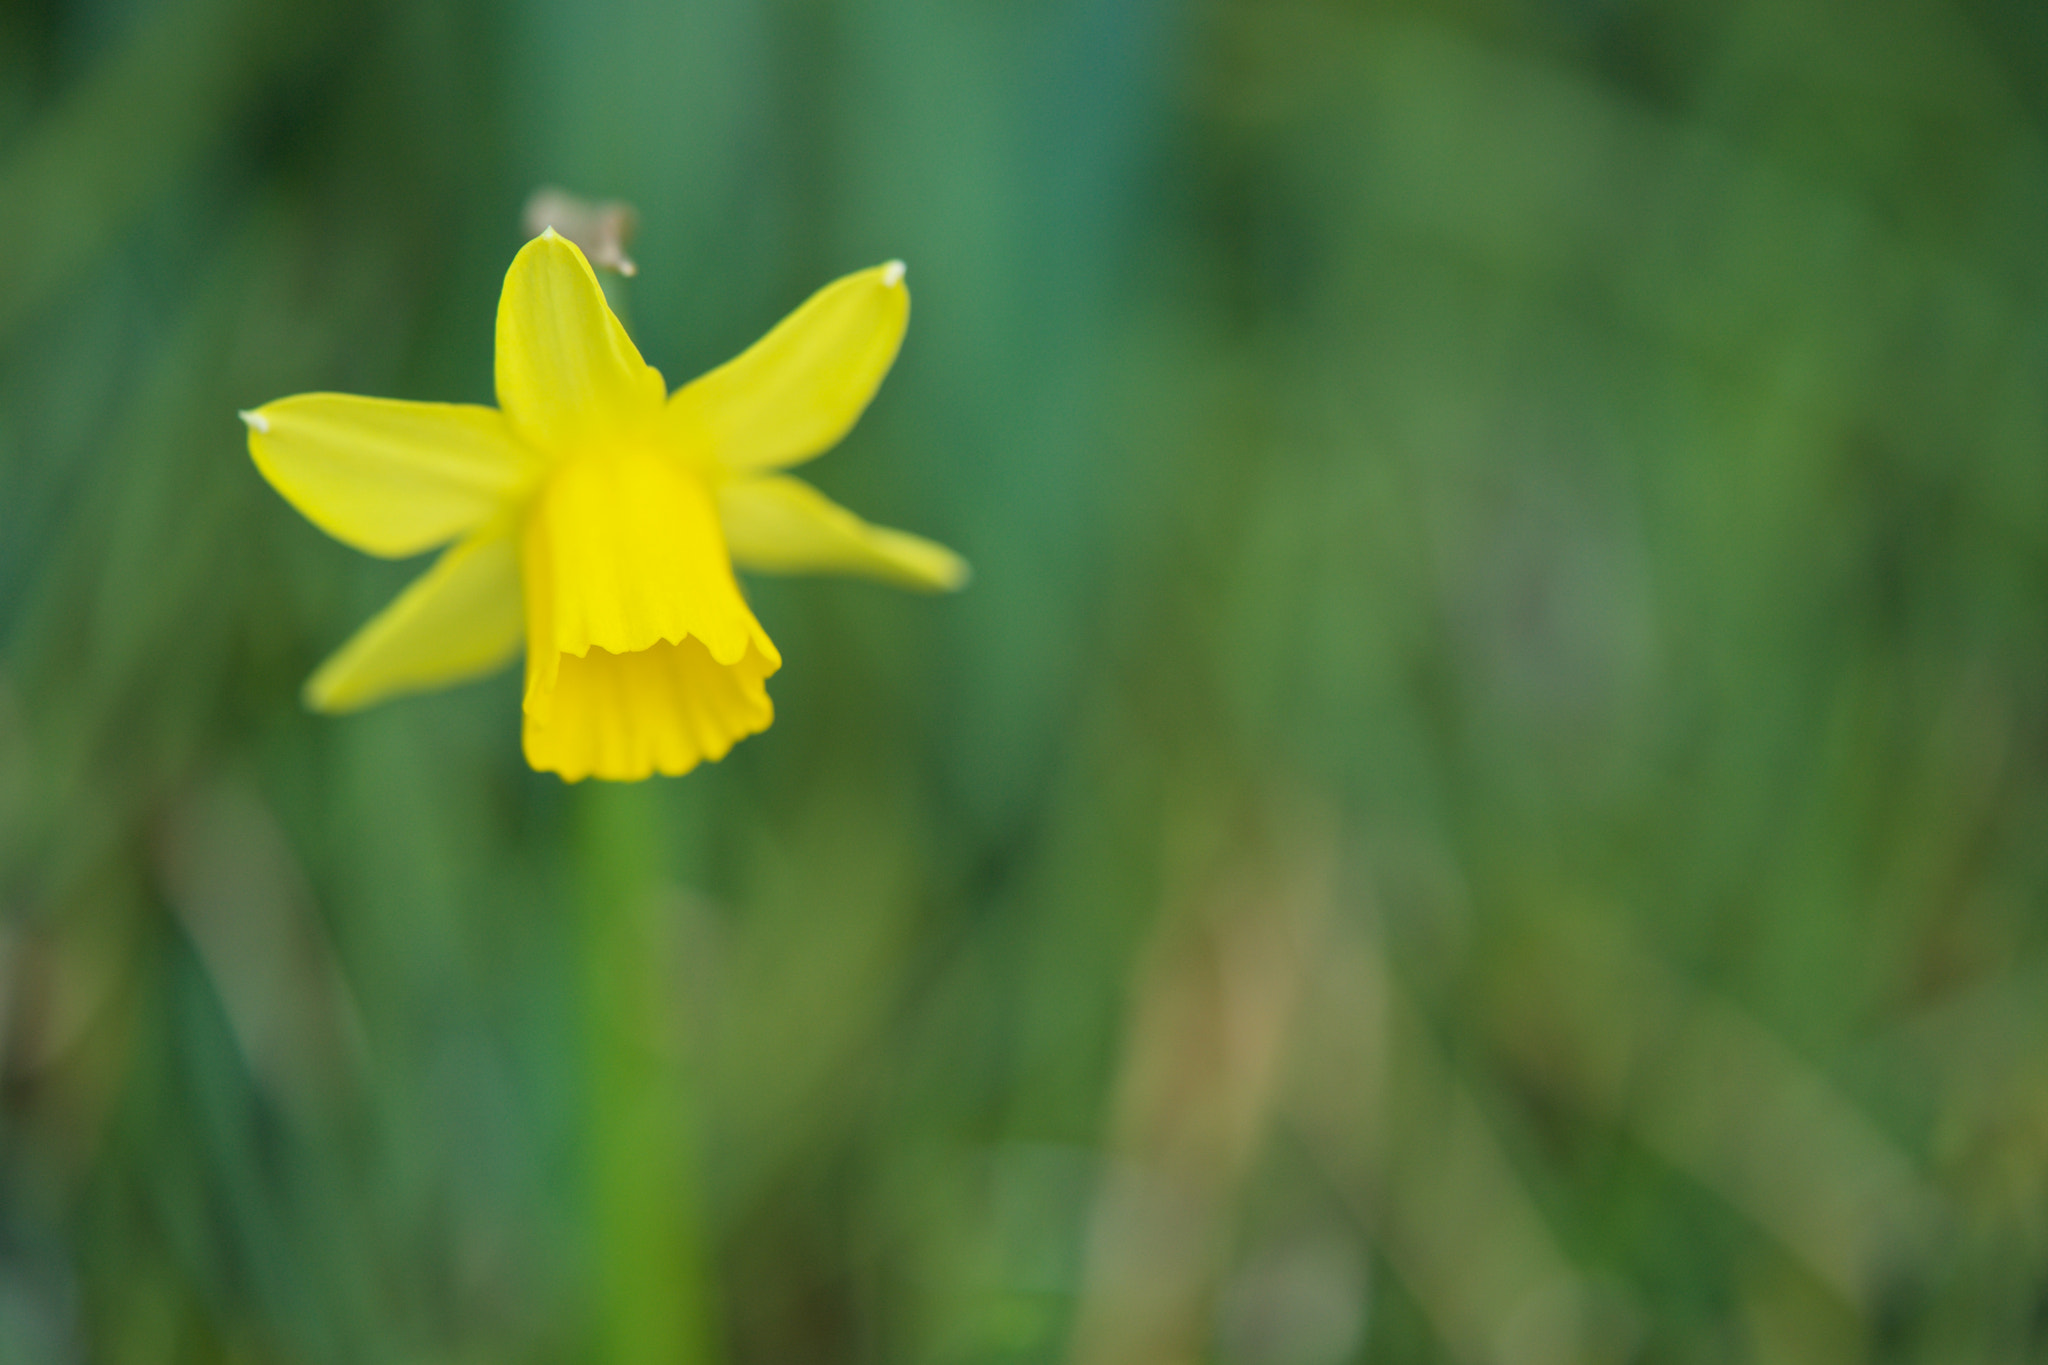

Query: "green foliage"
<box><xmin>4</xmin><ymin>0</ymin><xmax>2048</xmax><ymax>1361</ymax></box>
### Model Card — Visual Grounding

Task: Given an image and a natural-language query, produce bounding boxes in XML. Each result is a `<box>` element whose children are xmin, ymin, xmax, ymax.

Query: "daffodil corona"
<box><xmin>244</xmin><ymin>231</ymin><xmax>965</xmax><ymax>781</ymax></box>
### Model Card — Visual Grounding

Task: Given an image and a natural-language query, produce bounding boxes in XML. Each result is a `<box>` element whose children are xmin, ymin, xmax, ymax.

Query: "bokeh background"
<box><xmin>4</xmin><ymin>0</ymin><xmax>2048</xmax><ymax>1361</ymax></box>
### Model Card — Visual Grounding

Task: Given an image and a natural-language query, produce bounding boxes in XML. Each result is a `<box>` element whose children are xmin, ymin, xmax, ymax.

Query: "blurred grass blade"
<box><xmin>0</xmin><ymin>0</ymin><xmax>337</xmax><ymax>342</ymax></box>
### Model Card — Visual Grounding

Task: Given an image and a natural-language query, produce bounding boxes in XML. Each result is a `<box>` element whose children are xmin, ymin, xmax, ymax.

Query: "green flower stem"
<box><xmin>573</xmin><ymin>781</ymin><xmax>714</xmax><ymax>1365</ymax></box>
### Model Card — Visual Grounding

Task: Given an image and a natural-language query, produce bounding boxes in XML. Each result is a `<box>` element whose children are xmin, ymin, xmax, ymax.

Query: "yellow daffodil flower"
<box><xmin>242</xmin><ymin>230</ymin><xmax>965</xmax><ymax>782</ymax></box>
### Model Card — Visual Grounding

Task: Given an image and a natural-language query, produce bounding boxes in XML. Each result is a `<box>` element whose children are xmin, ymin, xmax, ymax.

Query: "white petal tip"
<box><xmin>881</xmin><ymin>260</ymin><xmax>906</xmax><ymax>287</ymax></box>
<box><xmin>238</xmin><ymin>409</ymin><xmax>270</xmax><ymax>434</ymax></box>
<box><xmin>539</xmin><ymin>225</ymin><xmax>560</xmax><ymax>241</ymax></box>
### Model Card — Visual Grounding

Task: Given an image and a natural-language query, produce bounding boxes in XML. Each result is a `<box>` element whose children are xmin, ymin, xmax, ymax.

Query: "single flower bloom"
<box><xmin>243</xmin><ymin>231</ymin><xmax>965</xmax><ymax>782</ymax></box>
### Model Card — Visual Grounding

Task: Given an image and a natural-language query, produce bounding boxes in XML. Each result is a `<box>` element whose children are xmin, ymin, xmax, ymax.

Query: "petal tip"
<box><xmin>915</xmin><ymin>546</ymin><xmax>971</xmax><ymax>592</ymax></box>
<box><xmin>238</xmin><ymin>408</ymin><xmax>270</xmax><ymax>435</ymax></box>
<box><xmin>881</xmin><ymin>260</ymin><xmax>906</xmax><ymax>288</ymax></box>
<box><xmin>301</xmin><ymin>672</ymin><xmax>341</xmax><ymax>714</ymax></box>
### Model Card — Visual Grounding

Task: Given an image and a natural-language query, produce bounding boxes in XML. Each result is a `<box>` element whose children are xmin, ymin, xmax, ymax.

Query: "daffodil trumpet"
<box><xmin>243</xmin><ymin>232</ymin><xmax>965</xmax><ymax>782</ymax></box>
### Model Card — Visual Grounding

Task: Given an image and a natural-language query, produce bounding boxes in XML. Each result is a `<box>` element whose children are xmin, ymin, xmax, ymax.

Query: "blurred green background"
<box><xmin>4</xmin><ymin>0</ymin><xmax>2048</xmax><ymax>1361</ymax></box>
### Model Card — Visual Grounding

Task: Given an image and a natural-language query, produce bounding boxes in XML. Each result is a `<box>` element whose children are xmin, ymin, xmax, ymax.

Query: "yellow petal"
<box><xmin>243</xmin><ymin>395</ymin><xmax>537</xmax><ymax>559</ymax></box>
<box><xmin>304</xmin><ymin>525</ymin><xmax>523</xmax><ymax>713</ymax></box>
<box><xmin>521</xmin><ymin>637</ymin><xmax>777</xmax><ymax>782</ymax></box>
<box><xmin>666</xmin><ymin>261</ymin><xmax>909</xmax><ymax>473</ymax></box>
<box><xmin>495</xmin><ymin>229</ymin><xmax>666</xmax><ymax>454</ymax></box>
<box><xmin>519</xmin><ymin>445</ymin><xmax>781</xmax><ymax>781</ymax></box>
<box><xmin>718</xmin><ymin>474</ymin><xmax>968</xmax><ymax>592</ymax></box>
